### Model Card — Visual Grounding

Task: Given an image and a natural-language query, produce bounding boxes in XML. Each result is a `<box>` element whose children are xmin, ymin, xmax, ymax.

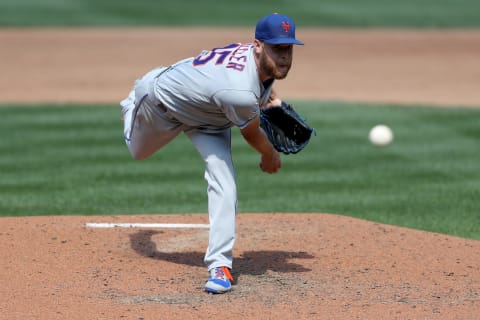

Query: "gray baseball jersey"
<box><xmin>153</xmin><ymin>42</ymin><xmax>272</xmax><ymax>131</ymax></box>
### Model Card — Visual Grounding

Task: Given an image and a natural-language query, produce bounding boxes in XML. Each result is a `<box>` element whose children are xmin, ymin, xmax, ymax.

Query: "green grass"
<box><xmin>1</xmin><ymin>103</ymin><xmax>479</xmax><ymax>240</ymax></box>
<box><xmin>1</xmin><ymin>0</ymin><xmax>480</xmax><ymax>27</ymax></box>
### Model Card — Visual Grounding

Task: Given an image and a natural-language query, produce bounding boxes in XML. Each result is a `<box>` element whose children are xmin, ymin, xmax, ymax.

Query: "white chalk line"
<box><xmin>85</xmin><ymin>222</ymin><xmax>209</xmax><ymax>229</ymax></box>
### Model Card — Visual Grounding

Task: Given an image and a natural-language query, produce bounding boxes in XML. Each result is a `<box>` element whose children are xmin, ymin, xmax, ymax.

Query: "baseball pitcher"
<box><xmin>121</xmin><ymin>13</ymin><xmax>307</xmax><ymax>294</ymax></box>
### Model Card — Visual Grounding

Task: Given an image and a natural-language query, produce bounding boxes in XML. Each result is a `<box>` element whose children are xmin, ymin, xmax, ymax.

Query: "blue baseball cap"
<box><xmin>255</xmin><ymin>13</ymin><xmax>304</xmax><ymax>45</ymax></box>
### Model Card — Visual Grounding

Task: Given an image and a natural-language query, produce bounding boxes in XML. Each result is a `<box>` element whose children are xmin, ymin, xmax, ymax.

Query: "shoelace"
<box><xmin>214</xmin><ymin>267</ymin><xmax>234</xmax><ymax>282</ymax></box>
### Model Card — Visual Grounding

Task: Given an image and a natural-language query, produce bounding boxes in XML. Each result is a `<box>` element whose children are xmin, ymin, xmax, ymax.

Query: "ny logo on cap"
<box><xmin>281</xmin><ymin>21</ymin><xmax>291</xmax><ymax>33</ymax></box>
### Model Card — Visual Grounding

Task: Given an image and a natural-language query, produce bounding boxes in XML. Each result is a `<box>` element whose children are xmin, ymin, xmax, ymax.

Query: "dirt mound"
<box><xmin>1</xmin><ymin>214</ymin><xmax>478</xmax><ymax>319</ymax></box>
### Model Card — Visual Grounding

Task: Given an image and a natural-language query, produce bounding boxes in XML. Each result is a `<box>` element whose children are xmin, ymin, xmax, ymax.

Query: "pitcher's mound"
<box><xmin>1</xmin><ymin>213</ymin><xmax>479</xmax><ymax>319</ymax></box>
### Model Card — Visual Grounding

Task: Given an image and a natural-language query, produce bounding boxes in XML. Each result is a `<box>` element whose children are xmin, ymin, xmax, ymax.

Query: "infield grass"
<box><xmin>1</xmin><ymin>103</ymin><xmax>479</xmax><ymax>239</ymax></box>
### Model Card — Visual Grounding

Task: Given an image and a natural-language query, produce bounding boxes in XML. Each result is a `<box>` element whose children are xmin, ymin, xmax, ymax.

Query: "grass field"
<box><xmin>1</xmin><ymin>103</ymin><xmax>479</xmax><ymax>239</ymax></box>
<box><xmin>1</xmin><ymin>0</ymin><xmax>480</xmax><ymax>27</ymax></box>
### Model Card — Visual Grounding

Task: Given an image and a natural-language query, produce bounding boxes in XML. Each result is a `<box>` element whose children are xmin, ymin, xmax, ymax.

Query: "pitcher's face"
<box><xmin>256</xmin><ymin>41</ymin><xmax>293</xmax><ymax>80</ymax></box>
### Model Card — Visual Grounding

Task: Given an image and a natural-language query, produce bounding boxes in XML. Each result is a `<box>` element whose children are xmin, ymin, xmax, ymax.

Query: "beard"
<box><xmin>259</xmin><ymin>50</ymin><xmax>291</xmax><ymax>80</ymax></box>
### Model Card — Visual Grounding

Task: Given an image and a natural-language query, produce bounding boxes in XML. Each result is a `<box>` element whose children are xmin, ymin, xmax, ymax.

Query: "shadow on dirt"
<box><xmin>129</xmin><ymin>230</ymin><xmax>313</xmax><ymax>275</ymax></box>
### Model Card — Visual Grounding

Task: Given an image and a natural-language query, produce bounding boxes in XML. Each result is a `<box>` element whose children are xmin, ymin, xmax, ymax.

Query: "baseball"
<box><xmin>369</xmin><ymin>124</ymin><xmax>393</xmax><ymax>146</ymax></box>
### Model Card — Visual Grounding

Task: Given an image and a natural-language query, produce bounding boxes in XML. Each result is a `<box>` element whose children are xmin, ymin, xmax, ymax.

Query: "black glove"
<box><xmin>260</xmin><ymin>101</ymin><xmax>315</xmax><ymax>155</ymax></box>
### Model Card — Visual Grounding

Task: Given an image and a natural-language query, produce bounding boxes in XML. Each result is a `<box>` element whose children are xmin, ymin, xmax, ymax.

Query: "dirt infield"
<box><xmin>1</xmin><ymin>28</ymin><xmax>480</xmax><ymax>319</ymax></box>
<box><xmin>1</xmin><ymin>214</ymin><xmax>479</xmax><ymax>319</ymax></box>
<box><xmin>1</xmin><ymin>28</ymin><xmax>480</xmax><ymax>106</ymax></box>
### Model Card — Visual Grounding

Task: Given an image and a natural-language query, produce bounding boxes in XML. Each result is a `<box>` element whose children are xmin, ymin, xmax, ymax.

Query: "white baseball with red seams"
<box><xmin>369</xmin><ymin>124</ymin><xmax>394</xmax><ymax>146</ymax></box>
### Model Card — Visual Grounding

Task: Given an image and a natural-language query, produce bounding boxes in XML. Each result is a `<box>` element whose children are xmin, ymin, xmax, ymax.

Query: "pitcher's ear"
<box><xmin>253</xmin><ymin>39</ymin><xmax>263</xmax><ymax>52</ymax></box>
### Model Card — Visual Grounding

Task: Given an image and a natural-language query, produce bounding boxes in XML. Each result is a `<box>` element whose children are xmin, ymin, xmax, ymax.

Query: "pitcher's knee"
<box><xmin>132</xmin><ymin>152</ymin><xmax>148</xmax><ymax>161</ymax></box>
<box><xmin>205</xmin><ymin>157</ymin><xmax>237</xmax><ymax>194</ymax></box>
<box><xmin>128</xmin><ymin>145</ymin><xmax>152</xmax><ymax>161</ymax></box>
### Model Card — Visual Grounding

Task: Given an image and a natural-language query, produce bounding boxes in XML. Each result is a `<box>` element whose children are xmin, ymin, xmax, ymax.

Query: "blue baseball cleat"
<box><xmin>205</xmin><ymin>266</ymin><xmax>234</xmax><ymax>294</ymax></box>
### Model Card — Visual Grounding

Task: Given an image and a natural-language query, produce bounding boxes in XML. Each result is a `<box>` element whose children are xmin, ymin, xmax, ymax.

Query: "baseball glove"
<box><xmin>260</xmin><ymin>101</ymin><xmax>315</xmax><ymax>155</ymax></box>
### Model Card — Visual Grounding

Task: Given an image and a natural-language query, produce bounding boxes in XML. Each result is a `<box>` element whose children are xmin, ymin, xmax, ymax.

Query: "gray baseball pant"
<box><xmin>121</xmin><ymin>70</ymin><xmax>236</xmax><ymax>271</ymax></box>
